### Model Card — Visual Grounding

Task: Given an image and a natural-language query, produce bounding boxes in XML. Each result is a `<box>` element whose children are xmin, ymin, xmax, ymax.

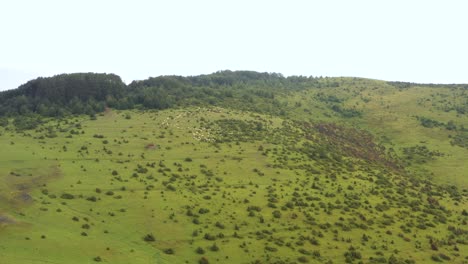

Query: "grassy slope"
<box><xmin>282</xmin><ymin>78</ymin><xmax>467</xmax><ymax>187</ymax></box>
<box><xmin>0</xmin><ymin>79</ymin><xmax>467</xmax><ymax>264</ymax></box>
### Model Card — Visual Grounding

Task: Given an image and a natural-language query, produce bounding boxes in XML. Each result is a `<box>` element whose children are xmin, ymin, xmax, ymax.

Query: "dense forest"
<box><xmin>0</xmin><ymin>71</ymin><xmax>335</xmax><ymax>118</ymax></box>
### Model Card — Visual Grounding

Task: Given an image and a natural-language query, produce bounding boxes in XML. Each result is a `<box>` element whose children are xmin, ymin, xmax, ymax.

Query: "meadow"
<box><xmin>0</xmin><ymin>75</ymin><xmax>467</xmax><ymax>264</ymax></box>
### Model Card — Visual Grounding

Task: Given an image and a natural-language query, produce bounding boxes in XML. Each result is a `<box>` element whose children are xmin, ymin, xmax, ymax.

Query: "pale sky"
<box><xmin>1</xmin><ymin>0</ymin><xmax>467</xmax><ymax>91</ymax></box>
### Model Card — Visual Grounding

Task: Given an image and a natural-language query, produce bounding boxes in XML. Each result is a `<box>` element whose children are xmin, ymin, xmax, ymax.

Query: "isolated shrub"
<box><xmin>198</xmin><ymin>208</ymin><xmax>210</xmax><ymax>214</ymax></box>
<box><xmin>196</xmin><ymin>247</ymin><xmax>205</xmax><ymax>254</ymax></box>
<box><xmin>431</xmin><ymin>254</ymin><xmax>441</xmax><ymax>262</ymax></box>
<box><xmin>163</xmin><ymin>248</ymin><xmax>174</xmax><ymax>254</ymax></box>
<box><xmin>93</xmin><ymin>256</ymin><xmax>102</xmax><ymax>262</ymax></box>
<box><xmin>61</xmin><ymin>193</ymin><xmax>74</xmax><ymax>199</ymax></box>
<box><xmin>199</xmin><ymin>257</ymin><xmax>210</xmax><ymax>264</ymax></box>
<box><xmin>204</xmin><ymin>233</ymin><xmax>216</xmax><ymax>241</ymax></box>
<box><xmin>209</xmin><ymin>243</ymin><xmax>219</xmax><ymax>251</ymax></box>
<box><xmin>309</xmin><ymin>237</ymin><xmax>320</xmax><ymax>246</ymax></box>
<box><xmin>438</xmin><ymin>253</ymin><xmax>450</xmax><ymax>261</ymax></box>
<box><xmin>265</xmin><ymin>246</ymin><xmax>278</xmax><ymax>252</ymax></box>
<box><xmin>215</xmin><ymin>221</ymin><xmax>225</xmax><ymax>229</ymax></box>
<box><xmin>86</xmin><ymin>196</ymin><xmax>97</xmax><ymax>202</ymax></box>
<box><xmin>247</xmin><ymin>205</ymin><xmax>262</xmax><ymax>212</ymax></box>
<box><xmin>136</xmin><ymin>166</ymin><xmax>148</xmax><ymax>173</ymax></box>
<box><xmin>143</xmin><ymin>233</ymin><xmax>155</xmax><ymax>242</ymax></box>
<box><xmin>272</xmin><ymin>210</ymin><xmax>282</xmax><ymax>218</ymax></box>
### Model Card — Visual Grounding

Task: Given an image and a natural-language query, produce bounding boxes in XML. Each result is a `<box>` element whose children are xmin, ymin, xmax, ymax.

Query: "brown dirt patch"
<box><xmin>2</xmin><ymin>163</ymin><xmax>62</xmax><ymax>208</ymax></box>
<box><xmin>0</xmin><ymin>215</ymin><xmax>15</xmax><ymax>224</ymax></box>
<box><xmin>104</xmin><ymin>107</ymin><xmax>116</xmax><ymax>118</ymax></box>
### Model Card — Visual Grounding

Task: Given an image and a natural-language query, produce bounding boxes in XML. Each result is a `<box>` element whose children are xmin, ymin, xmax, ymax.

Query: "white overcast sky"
<box><xmin>1</xmin><ymin>0</ymin><xmax>467</xmax><ymax>91</ymax></box>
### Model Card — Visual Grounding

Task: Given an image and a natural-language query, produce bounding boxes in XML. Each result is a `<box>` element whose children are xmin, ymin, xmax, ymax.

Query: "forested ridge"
<box><xmin>0</xmin><ymin>71</ymin><xmax>341</xmax><ymax>117</ymax></box>
<box><xmin>3</xmin><ymin>71</ymin><xmax>467</xmax><ymax>119</ymax></box>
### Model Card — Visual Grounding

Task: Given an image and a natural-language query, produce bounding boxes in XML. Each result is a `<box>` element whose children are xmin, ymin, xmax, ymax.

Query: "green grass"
<box><xmin>0</xmin><ymin>79</ymin><xmax>467</xmax><ymax>264</ymax></box>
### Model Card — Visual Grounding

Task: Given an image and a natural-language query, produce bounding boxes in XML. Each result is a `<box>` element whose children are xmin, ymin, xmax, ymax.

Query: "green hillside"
<box><xmin>0</xmin><ymin>72</ymin><xmax>467</xmax><ymax>263</ymax></box>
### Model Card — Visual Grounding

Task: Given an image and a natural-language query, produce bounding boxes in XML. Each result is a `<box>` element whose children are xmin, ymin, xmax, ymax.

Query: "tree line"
<box><xmin>0</xmin><ymin>71</ymin><xmax>323</xmax><ymax>118</ymax></box>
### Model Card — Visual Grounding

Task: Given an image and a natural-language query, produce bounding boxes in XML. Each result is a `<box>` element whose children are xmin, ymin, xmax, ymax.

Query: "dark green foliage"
<box><xmin>438</xmin><ymin>254</ymin><xmax>451</xmax><ymax>261</ymax></box>
<box><xmin>402</xmin><ymin>145</ymin><xmax>444</xmax><ymax>164</ymax></box>
<box><xmin>86</xmin><ymin>196</ymin><xmax>97</xmax><ymax>202</ymax></box>
<box><xmin>344</xmin><ymin>246</ymin><xmax>362</xmax><ymax>263</ymax></box>
<box><xmin>431</xmin><ymin>254</ymin><xmax>441</xmax><ymax>262</ymax></box>
<box><xmin>60</xmin><ymin>193</ymin><xmax>74</xmax><ymax>199</ymax></box>
<box><xmin>265</xmin><ymin>246</ymin><xmax>278</xmax><ymax>252</ymax></box>
<box><xmin>204</xmin><ymin>233</ymin><xmax>216</xmax><ymax>241</ymax></box>
<box><xmin>166</xmin><ymin>184</ymin><xmax>176</xmax><ymax>191</ymax></box>
<box><xmin>0</xmin><ymin>117</ymin><xmax>8</xmax><ymax>127</ymax></box>
<box><xmin>198</xmin><ymin>208</ymin><xmax>210</xmax><ymax>214</ymax></box>
<box><xmin>209</xmin><ymin>119</ymin><xmax>266</xmax><ymax>142</ymax></box>
<box><xmin>272</xmin><ymin>210</ymin><xmax>282</xmax><ymax>218</ymax></box>
<box><xmin>13</xmin><ymin>115</ymin><xmax>42</xmax><ymax>130</ymax></box>
<box><xmin>199</xmin><ymin>257</ymin><xmax>210</xmax><ymax>264</ymax></box>
<box><xmin>209</xmin><ymin>243</ymin><xmax>219</xmax><ymax>251</ymax></box>
<box><xmin>0</xmin><ymin>73</ymin><xmax>124</xmax><ymax>116</ymax></box>
<box><xmin>331</xmin><ymin>104</ymin><xmax>362</xmax><ymax>118</ymax></box>
<box><xmin>0</xmin><ymin>71</ymin><xmax>323</xmax><ymax>117</ymax></box>
<box><xmin>195</xmin><ymin>247</ymin><xmax>205</xmax><ymax>254</ymax></box>
<box><xmin>316</xmin><ymin>93</ymin><xmax>343</xmax><ymax>103</ymax></box>
<box><xmin>417</xmin><ymin>116</ymin><xmax>445</xmax><ymax>128</ymax></box>
<box><xmin>451</xmin><ymin>132</ymin><xmax>468</xmax><ymax>149</ymax></box>
<box><xmin>143</xmin><ymin>233</ymin><xmax>155</xmax><ymax>242</ymax></box>
<box><xmin>163</xmin><ymin>248</ymin><xmax>174</xmax><ymax>254</ymax></box>
<box><xmin>446</xmin><ymin>120</ymin><xmax>457</xmax><ymax>130</ymax></box>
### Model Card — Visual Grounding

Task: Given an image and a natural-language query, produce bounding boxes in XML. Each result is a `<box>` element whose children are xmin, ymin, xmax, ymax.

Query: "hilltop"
<box><xmin>0</xmin><ymin>71</ymin><xmax>467</xmax><ymax>263</ymax></box>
